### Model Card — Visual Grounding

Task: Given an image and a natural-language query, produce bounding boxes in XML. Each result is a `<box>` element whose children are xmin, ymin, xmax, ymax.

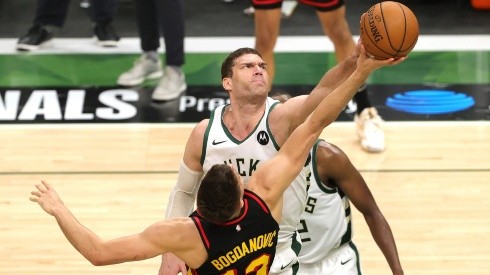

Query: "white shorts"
<box><xmin>269</xmin><ymin>234</ymin><xmax>301</xmax><ymax>275</ymax></box>
<box><xmin>297</xmin><ymin>242</ymin><xmax>362</xmax><ymax>275</ymax></box>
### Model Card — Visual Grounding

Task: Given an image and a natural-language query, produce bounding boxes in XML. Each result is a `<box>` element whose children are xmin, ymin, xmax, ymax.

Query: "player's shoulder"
<box><xmin>315</xmin><ymin>140</ymin><xmax>347</xmax><ymax>162</ymax></box>
<box><xmin>268</xmin><ymin>94</ymin><xmax>309</xmax><ymax>123</ymax></box>
<box><xmin>191</xmin><ymin>119</ymin><xmax>210</xmax><ymax>135</ymax></box>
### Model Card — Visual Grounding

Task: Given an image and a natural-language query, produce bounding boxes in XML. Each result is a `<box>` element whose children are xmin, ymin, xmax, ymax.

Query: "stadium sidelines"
<box><xmin>0</xmin><ymin>35</ymin><xmax>490</xmax><ymax>54</ymax></box>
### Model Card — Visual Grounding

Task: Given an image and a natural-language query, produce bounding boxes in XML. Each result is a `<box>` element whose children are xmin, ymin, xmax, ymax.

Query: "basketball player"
<box><xmin>252</xmin><ymin>0</ymin><xmax>386</xmax><ymax>153</ymax></box>
<box><xmin>297</xmin><ymin>139</ymin><xmax>404</xmax><ymax>274</ymax></box>
<box><xmin>158</xmin><ymin>45</ymin><xmax>404</xmax><ymax>274</ymax></box>
<box><xmin>29</xmin><ymin>44</ymin><xmax>402</xmax><ymax>274</ymax></box>
<box><xmin>270</xmin><ymin>94</ymin><xmax>403</xmax><ymax>274</ymax></box>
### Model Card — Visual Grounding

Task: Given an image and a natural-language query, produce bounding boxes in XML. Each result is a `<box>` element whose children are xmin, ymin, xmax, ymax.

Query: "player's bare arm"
<box><xmin>316</xmin><ymin>142</ymin><xmax>403</xmax><ymax>274</ymax></box>
<box><xmin>182</xmin><ymin>119</ymin><xmax>209</xmax><ymax>172</ymax></box>
<box><xmin>144</xmin><ymin>219</ymin><xmax>208</xmax><ymax>269</ymax></box>
<box><xmin>269</xmin><ymin>52</ymin><xmax>360</xmax><ymax>138</ymax></box>
<box><xmin>251</xmin><ymin>45</ymin><xmax>393</xmax><ymax>221</ymax></box>
<box><xmin>29</xmin><ymin>181</ymin><xmax>202</xmax><ymax>266</ymax></box>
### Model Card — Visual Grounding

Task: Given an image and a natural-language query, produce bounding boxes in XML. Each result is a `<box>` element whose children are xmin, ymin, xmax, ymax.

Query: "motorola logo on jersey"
<box><xmin>256</xmin><ymin>131</ymin><xmax>270</xmax><ymax>145</ymax></box>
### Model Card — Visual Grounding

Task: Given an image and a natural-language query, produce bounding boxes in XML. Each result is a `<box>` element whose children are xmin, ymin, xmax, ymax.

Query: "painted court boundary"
<box><xmin>0</xmin><ymin>120</ymin><xmax>487</xmax><ymax>129</ymax></box>
<box><xmin>1</xmin><ymin>35</ymin><xmax>490</xmax><ymax>55</ymax></box>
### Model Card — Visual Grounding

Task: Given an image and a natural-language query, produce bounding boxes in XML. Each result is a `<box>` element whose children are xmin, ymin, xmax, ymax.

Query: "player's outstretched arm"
<box><xmin>274</xmin><ymin>42</ymin><xmax>360</xmax><ymax>132</ymax></box>
<box><xmin>250</xmin><ymin>46</ymin><xmax>405</xmax><ymax>218</ymax></box>
<box><xmin>29</xmin><ymin>180</ymin><xmax>188</xmax><ymax>266</ymax></box>
<box><xmin>30</xmin><ymin>181</ymin><xmax>207</xmax><ymax>266</ymax></box>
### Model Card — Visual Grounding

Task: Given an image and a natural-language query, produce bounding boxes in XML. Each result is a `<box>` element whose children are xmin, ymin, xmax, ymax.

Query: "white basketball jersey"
<box><xmin>202</xmin><ymin>97</ymin><xmax>308</xmax><ymax>244</ymax></box>
<box><xmin>298</xmin><ymin>140</ymin><xmax>353</xmax><ymax>264</ymax></box>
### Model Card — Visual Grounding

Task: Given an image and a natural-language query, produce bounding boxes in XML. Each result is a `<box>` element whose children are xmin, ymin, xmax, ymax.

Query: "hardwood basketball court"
<box><xmin>1</xmin><ymin>121</ymin><xmax>489</xmax><ymax>274</ymax></box>
<box><xmin>1</xmin><ymin>0</ymin><xmax>489</xmax><ymax>273</ymax></box>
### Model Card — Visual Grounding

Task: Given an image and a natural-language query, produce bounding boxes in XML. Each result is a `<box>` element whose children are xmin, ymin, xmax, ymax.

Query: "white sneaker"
<box><xmin>354</xmin><ymin>107</ymin><xmax>385</xmax><ymax>153</ymax></box>
<box><xmin>243</xmin><ymin>6</ymin><xmax>255</xmax><ymax>16</ymax></box>
<box><xmin>152</xmin><ymin>66</ymin><xmax>187</xmax><ymax>101</ymax></box>
<box><xmin>117</xmin><ymin>55</ymin><xmax>163</xmax><ymax>86</ymax></box>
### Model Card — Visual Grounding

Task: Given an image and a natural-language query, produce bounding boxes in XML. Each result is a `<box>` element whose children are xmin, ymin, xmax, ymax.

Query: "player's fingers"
<box><xmin>35</xmin><ymin>184</ymin><xmax>45</xmax><ymax>193</ymax></box>
<box><xmin>29</xmin><ymin>190</ymin><xmax>41</xmax><ymax>202</ymax></box>
<box><xmin>41</xmin><ymin>180</ymin><xmax>51</xmax><ymax>190</ymax></box>
<box><xmin>391</xmin><ymin>56</ymin><xmax>407</xmax><ymax>65</ymax></box>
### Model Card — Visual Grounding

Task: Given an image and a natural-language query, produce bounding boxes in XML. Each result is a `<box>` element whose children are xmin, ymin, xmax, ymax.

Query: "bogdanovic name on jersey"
<box><xmin>223</xmin><ymin>158</ymin><xmax>261</xmax><ymax>177</ymax></box>
<box><xmin>211</xmin><ymin>230</ymin><xmax>277</xmax><ymax>270</ymax></box>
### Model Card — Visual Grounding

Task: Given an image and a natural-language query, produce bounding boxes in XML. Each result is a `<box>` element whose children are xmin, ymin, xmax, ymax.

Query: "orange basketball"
<box><xmin>360</xmin><ymin>1</ymin><xmax>419</xmax><ymax>59</ymax></box>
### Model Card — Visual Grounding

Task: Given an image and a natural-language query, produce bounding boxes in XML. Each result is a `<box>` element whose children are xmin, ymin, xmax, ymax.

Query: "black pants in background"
<box><xmin>33</xmin><ymin>0</ymin><xmax>119</xmax><ymax>27</ymax></box>
<box><xmin>134</xmin><ymin>0</ymin><xmax>185</xmax><ymax>66</ymax></box>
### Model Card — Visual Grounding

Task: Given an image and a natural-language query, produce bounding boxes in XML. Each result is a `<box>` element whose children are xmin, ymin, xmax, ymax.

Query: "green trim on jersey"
<box><xmin>340</xmin><ymin>218</ymin><xmax>353</xmax><ymax>247</ymax></box>
<box><xmin>348</xmin><ymin>241</ymin><xmax>362</xmax><ymax>275</ymax></box>
<box><xmin>200</xmin><ymin>110</ymin><xmax>214</xmax><ymax>166</ymax></box>
<box><xmin>265</xmin><ymin>100</ymin><xmax>281</xmax><ymax>151</ymax></box>
<box><xmin>310</xmin><ymin>139</ymin><xmax>353</xmax><ymax>246</ymax></box>
<box><xmin>311</xmin><ymin>140</ymin><xmax>337</xmax><ymax>194</ymax></box>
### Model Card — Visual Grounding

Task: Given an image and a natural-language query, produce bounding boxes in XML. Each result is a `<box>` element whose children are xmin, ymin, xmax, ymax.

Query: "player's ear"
<box><xmin>222</xmin><ymin>77</ymin><xmax>232</xmax><ymax>91</ymax></box>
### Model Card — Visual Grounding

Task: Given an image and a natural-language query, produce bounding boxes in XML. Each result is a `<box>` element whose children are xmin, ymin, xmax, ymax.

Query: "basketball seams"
<box><xmin>379</xmin><ymin>2</ymin><xmax>397</xmax><ymax>54</ymax></box>
<box><xmin>360</xmin><ymin>1</ymin><xmax>418</xmax><ymax>59</ymax></box>
<box><xmin>382</xmin><ymin>2</ymin><xmax>407</xmax><ymax>56</ymax></box>
<box><xmin>401</xmin><ymin>12</ymin><xmax>419</xmax><ymax>53</ymax></box>
<box><xmin>396</xmin><ymin>2</ymin><xmax>408</xmax><ymax>55</ymax></box>
<box><xmin>363</xmin><ymin>5</ymin><xmax>393</xmax><ymax>59</ymax></box>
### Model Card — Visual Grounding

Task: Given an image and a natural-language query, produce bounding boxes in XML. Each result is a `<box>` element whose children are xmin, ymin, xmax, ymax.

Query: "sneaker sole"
<box><xmin>93</xmin><ymin>37</ymin><xmax>119</xmax><ymax>48</ymax></box>
<box><xmin>151</xmin><ymin>83</ymin><xmax>187</xmax><ymax>101</ymax></box>
<box><xmin>16</xmin><ymin>39</ymin><xmax>53</xmax><ymax>52</ymax></box>
<box><xmin>117</xmin><ymin>70</ymin><xmax>164</xmax><ymax>87</ymax></box>
<box><xmin>361</xmin><ymin>144</ymin><xmax>385</xmax><ymax>153</ymax></box>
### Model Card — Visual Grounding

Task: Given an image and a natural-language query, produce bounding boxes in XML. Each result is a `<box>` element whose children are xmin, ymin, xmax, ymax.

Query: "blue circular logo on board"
<box><xmin>386</xmin><ymin>90</ymin><xmax>475</xmax><ymax>115</ymax></box>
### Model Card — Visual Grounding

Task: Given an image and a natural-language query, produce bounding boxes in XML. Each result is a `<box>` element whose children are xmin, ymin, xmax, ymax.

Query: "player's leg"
<box><xmin>315</xmin><ymin>2</ymin><xmax>385</xmax><ymax>153</ymax></box>
<box><xmin>253</xmin><ymin>0</ymin><xmax>283</xmax><ymax>82</ymax></box>
<box><xmin>315</xmin><ymin>5</ymin><xmax>354</xmax><ymax>64</ymax></box>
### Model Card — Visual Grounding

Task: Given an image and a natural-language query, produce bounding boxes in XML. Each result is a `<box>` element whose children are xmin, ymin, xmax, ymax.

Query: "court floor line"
<box><xmin>0</xmin><ymin>121</ymin><xmax>487</xmax><ymax>129</ymax></box>
<box><xmin>1</xmin><ymin>35</ymin><xmax>490</xmax><ymax>54</ymax></box>
<box><xmin>1</xmin><ymin>168</ymin><xmax>489</xmax><ymax>175</ymax></box>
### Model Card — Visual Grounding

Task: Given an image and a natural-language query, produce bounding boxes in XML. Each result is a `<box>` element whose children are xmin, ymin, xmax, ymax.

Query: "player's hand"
<box><xmin>354</xmin><ymin>38</ymin><xmax>362</xmax><ymax>57</ymax></box>
<box><xmin>29</xmin><ymin>180</ymin><xmax>63</xmax><ymax>216</ymax></box>
<box><xmin>356</xmin><ymin>44</ymin><xmax>406</xmax><ymax>76</ymax></box>
<box><xmin>159</xmin><ymin>253</ymin><xmax>187</xmax><ymax>275</ymax></box>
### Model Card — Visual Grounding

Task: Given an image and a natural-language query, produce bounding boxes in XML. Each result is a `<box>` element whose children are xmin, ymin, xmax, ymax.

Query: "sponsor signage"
<box><xmin>0</xmin><ymin>84</ymin><xmax>488</xmax><ymax>123</ymax></box>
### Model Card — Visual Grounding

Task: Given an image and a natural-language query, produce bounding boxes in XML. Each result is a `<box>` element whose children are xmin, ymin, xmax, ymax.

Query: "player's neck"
<box><xmin>224</xmin><ymin>104</ymin><xmax>264</xmax><ymax>140</ymax></box>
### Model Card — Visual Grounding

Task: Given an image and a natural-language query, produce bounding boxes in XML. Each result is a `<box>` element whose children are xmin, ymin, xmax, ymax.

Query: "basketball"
<box><xmin>360</xmin><ymin>1</ymin><xmax>419</xmax><ymax>59</ymax></box>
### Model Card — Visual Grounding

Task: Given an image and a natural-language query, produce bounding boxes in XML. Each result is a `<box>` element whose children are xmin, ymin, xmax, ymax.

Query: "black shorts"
<box><xmin>252</xmin><ymin>0</ymin><xmax>344</xmax><ymax>12</ymax></box>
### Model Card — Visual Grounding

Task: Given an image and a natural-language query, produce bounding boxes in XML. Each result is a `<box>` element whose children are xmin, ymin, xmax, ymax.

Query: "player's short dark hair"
<box><xmin>197</xmin><ymin>164</ymin><xmax>242</xmax><ymax>223</ymax></box>
<box><xmin>221</xmin><ymin>47</ymin><xmax>262</xmax><ymax>79</ymax></box>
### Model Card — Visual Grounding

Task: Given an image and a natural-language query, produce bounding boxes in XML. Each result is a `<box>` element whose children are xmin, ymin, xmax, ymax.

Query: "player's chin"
<box><xmin>250</xmin><ymin>82</ymin><xmax>268</xmax><ymax>91</ymax></box>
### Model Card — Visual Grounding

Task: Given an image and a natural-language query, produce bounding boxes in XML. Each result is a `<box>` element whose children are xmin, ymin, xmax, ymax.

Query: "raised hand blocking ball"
<box><xmin>360</xmin><ymin>1</ymin><xmax>419</xmax><ymax>59</ymax></box>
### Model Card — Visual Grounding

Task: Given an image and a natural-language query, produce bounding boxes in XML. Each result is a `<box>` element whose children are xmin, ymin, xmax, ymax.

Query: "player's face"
<box><xmin>229</xmin><ymin>54</ymin><xmax>269</xmax><ymax>95</ymax></box>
